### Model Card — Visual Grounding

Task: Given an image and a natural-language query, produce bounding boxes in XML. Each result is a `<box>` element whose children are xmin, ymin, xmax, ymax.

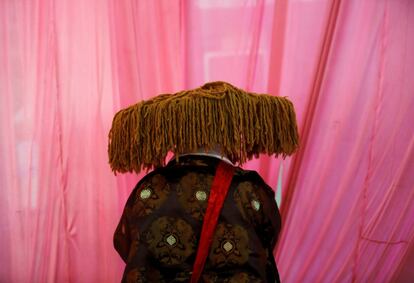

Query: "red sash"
<box><xmin>190</xmin><ymin>161</ymin><xmax>235</xmax><ymax>283</ymax></box>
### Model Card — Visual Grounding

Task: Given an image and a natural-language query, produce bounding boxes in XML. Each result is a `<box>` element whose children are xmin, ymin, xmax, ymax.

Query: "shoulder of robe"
<box><xmin>234</xmin><ymin>167</ymin><xmax>275</xmax><ymax>198</ymax></box>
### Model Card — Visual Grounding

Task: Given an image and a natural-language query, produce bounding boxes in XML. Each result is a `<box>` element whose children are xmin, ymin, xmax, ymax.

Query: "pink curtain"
<box><xmin>1</xmin><ymin>0</ymin><xmax>413</xmax><ymax>282</ymax></box>
<box><xmin>273</xmin><ymin>1</ymin><xmax>414</xmax><ymax>282</ymax></box>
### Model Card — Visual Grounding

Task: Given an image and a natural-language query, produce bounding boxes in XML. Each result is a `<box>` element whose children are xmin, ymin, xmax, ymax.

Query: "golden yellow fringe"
<box><xmin>108</xmin><ymin>81</ymin><xmax>299</xmax><ymax>174</ymax></box>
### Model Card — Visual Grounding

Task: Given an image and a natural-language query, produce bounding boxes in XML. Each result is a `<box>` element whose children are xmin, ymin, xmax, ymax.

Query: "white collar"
<box><xmin>171</xmin><ymin>152</ymin><xmax>234</xmax><ymax>166</ymax></box>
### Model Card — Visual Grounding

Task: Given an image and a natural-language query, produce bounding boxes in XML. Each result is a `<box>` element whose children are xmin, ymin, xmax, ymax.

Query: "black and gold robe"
<box><xmin>114</xmin><ymin>155</ymin><xmax>281</xmax><ymax>283</ymax></box>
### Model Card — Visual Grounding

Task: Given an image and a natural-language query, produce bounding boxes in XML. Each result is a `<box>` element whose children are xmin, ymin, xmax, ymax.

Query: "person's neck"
<box><xmin>173</xmin><ymin>146</ymin><xmax>234</xmax><ymax>166</ymax></box>
<box><xmin>179</xmin><ymin>152</ymin><xmax>234</xmax><ymax>166</ymax></box>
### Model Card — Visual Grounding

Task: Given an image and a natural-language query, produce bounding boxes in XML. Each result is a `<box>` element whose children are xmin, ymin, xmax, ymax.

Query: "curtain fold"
<box><xmin>1</xmin><ymin>0</ymin><xmax>413</xmax><ymax>282</ymax></box>
<box><xmin>272</xmin><ymin>0</ymin><xmax>414</xmax><ymax>282</ymax></box>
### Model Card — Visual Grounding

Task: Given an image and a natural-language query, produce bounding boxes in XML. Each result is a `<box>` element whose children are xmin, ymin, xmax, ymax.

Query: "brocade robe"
<box><xmin>114</xmin><ymin>155</ymin><xmax>281</xmax><ymax>282</ymax></box>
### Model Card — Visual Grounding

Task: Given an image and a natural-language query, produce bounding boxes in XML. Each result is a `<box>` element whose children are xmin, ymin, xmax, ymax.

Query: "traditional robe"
<box><xmin>114</xmin><ymin>155</ymin><xmax>281</xmax><ymax>283</ymax></box>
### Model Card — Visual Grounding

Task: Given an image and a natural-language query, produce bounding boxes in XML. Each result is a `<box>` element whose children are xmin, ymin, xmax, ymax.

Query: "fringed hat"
<box><xmin>108</xmin><ymin>81</ymin><xmax>299</xmax><ymax>173</ymax></box>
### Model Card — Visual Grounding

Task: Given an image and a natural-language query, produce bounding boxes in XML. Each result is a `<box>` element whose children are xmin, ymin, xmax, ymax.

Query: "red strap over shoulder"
<box><xmin>190</xmin><ymin>161</ymin><xmax>235</xmax><ymax>283</ymax></box>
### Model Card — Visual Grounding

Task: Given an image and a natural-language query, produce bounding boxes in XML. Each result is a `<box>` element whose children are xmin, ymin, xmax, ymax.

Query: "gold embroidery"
<box><xmin>234</xmin><ymin>181</ymin><xmax>264</xmax><ymax>222</ymax></box>
<box><xmin>139</xmin><ymin>187</ymin><xmax>152</xmax><ymax>199</ymax></box>
<box><xmin>145</xmin><ymin>217</ymin><xmax>196</xmax><ymax>265</ymax></box>
<box><xmin>165</xmin><ymin>234</ymin><xmax>177</xmax><ymax>246</ymax></box>
<box><xmin>222</xmin><ymin>241</ymin><xmax>234</xmax><ymax>253</ymax></box>
<box><xmin>208</xmin><ymin>223</ymin><xmax>250</xmax><ymax>267</ymax></box>
<box><xmin>132</xmin><ymin>174</ymin><xmax>170</xmax><ymax>217</ymax></box>
<box><xmin>176</xmin><ymin>172</ymin><xmax>212</xmax><ymax>221</ymax></box>
<box><xmin>195</xmin><ymin>190</ymin><xmax>207</xmax><ymax>201</ymax></box>
<box><xmin>251</xmin><ymin>199</ymin><xmax>261</xmax><ymax>211</ymax></box>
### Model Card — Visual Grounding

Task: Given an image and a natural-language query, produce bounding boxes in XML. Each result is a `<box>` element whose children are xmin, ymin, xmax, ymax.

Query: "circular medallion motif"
<box><xmin>234</xmin><ymin>181</ymin><xmax>266</xmax><ymax>223</ymax></box>
<box><xmin>251</xmin><ymin>199</ymin><xmax>261</xmax><ymax>211</ymax></box>
<box><xmin>176</xmin><ymin>173</ymin><xmax>212</xmax><ymax>220</ymax></box>
<box><xmin>140</xmin><ymin>188</ymin><xmax>152</xmax><ymax>199</ymax></box>
<box><xmin>209</xmin><ymin>223</ymin><xmax>250</xmax><ymax>267</ymax></box>
<box><xmin>132</xmin><ymin>174</ymin><xmax>170</xmax><ymax>217</ymax></box>
<box><xmin>145</xmin><ymin>217</ymin><xmax>196</xmax><ymax>265</ymax></box>
<box><xmin>195</xmin><ymin>190</ymin><xmax>207</xmax><ymax>201</ymax></box>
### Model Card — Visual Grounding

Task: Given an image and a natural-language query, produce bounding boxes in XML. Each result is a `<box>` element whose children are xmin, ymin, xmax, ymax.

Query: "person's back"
<box><xmin>109</xmin><ymin>81</ymin><xmax>299</xmax><ymax>282</ymax></box>
<box><xmin>114</xmin><ymin>155</ymin><xmax>281</xmax><ymax>282</ymax></box>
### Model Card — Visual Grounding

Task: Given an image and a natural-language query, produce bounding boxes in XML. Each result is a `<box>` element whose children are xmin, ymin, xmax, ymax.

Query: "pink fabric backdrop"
<box><xmin>1</xmin><ymin>0</ymin><xmax>413</xmax><ymax>282</ymax></box>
